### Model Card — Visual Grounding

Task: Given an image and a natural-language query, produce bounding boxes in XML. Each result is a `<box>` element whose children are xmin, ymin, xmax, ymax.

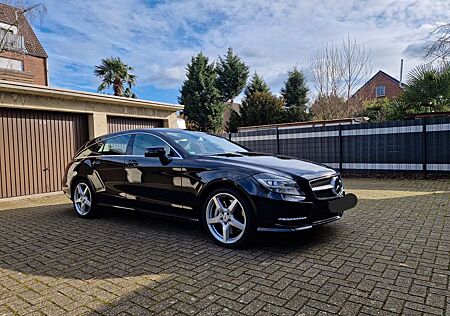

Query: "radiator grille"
<box><xmin>309</xmin><ymin>176</ymin><xmax>343</xmax><ymax>199</ymax></box>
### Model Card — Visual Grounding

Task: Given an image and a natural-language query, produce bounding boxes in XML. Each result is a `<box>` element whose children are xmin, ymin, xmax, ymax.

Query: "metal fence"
<box><xmin>229</xmin><ymin>117</ymin><xmax>450</xmax><ymax>173</ymax></box>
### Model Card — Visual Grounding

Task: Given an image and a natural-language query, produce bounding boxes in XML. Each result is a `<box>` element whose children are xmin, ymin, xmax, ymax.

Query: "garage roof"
<box><xmin>0</xmin><ymin>80</ymin><xmax>184</xmax><ymax>111</ymax></box>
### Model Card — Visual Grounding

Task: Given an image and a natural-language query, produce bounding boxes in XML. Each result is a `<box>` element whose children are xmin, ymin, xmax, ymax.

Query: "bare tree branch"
<box><xmin>2</xmin><ymin>0</ymin><xmax>47</xmax><ymax>24</ymax></box>
<box><xmin>341</xmin><ymin>35</ymin><xmax>372</xmax><ymax>99</ymax></box>
<box><xmin>425</xmin><ymin>23</ymin><xmax>450</xmax><ymax>65</ymax></box>
<box><xmin>309</xmin><ymin>36</ymin><xmax>372</xmax><ymax>119</ymax></box>
<box><xmin>309</xmin><ymin>42</ymin><xmax>345</xmax><ymax>97</ymax></box>
<box><xmin>309</xmin><ymin>36</ymin><xmax>371</xmax><ymax>100</ymax></box>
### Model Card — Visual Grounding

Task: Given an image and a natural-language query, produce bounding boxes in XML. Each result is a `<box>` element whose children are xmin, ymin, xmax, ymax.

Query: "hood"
<box><xmin>196</xmin><ymin>152</ymin><xmax>337</xmax><ymax>180</ymax></box>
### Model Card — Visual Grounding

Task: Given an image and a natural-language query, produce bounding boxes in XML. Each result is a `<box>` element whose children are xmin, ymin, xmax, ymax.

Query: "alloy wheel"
<box><xmin>205</xmin><ymin>192</ymin><xmax>247</xmax><ymax>244</ymax></box>
<box><xmin>74</xmin><ymin>182</ymin><xmax>92</xmax><ymax>216</ymax></box>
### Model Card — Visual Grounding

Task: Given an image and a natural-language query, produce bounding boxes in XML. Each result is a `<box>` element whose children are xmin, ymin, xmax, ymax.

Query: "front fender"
<box><xmin>194</xmin><ymin>175</ymin><xmax>260</xmax><ymax>216</ymax></box>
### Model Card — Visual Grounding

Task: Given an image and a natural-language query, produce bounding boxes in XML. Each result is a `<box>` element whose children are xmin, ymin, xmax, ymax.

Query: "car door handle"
<box><xmin>127</xmin><ymin>159</ymin><xmax>139</xmax><ymax>166</ymax></box>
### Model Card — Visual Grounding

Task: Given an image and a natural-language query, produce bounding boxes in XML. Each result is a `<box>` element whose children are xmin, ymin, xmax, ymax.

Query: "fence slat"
<box><xmin>232</xmin><ymin>118</ymin><xmax>450</xmax><ymax>173</ymax></box>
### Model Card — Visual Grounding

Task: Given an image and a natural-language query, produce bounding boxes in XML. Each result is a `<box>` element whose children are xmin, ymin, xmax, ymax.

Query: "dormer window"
<box><xmin>0</xmin><ymin>21</ymin><xmax>26</xmax><ymax>53</ymax></box>
<box><xmin>0</xmin><ymin>21</ymin><xmax>18</xmax><ymax>34</ymax></box>
<box><xmin>375</xmin><ymin>85</ymin><xmax>385</xmax><ymax>97</ymax></box>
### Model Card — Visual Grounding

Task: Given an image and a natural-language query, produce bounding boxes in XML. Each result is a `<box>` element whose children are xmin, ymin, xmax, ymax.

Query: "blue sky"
<box><xmin>29</xmin><ymin>0</ymin><xmax>450</xmax><ymax>104</ymax></box>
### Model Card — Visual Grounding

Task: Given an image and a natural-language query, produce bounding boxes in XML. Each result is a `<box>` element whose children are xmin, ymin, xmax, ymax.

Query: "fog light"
<box><xmin>282</xmin><ymin>194</ymin><xmax>306</xmax><ymax>202</ymax></box>
<box><xmin>278</xmin><ymin>216</ymin><xmax>307</xmax><ymax>221</ymax></box>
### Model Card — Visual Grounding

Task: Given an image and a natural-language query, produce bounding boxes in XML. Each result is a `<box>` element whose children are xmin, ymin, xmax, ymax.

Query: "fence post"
<box><xmin>338</xmin><ymin>124</ymin><xmax>343</xmax><ymax>173</ymax></box>
<box><xmin>228</xmin><ymin>132</ymin><xmax>232</xmax><ymax>141</ymax></box>
<box><xmin>276</xmin><ymin>127</ymin><xmax>280</xmax><ymax>155</ymax></box>
<box><xmin>422</xmin><ymin>118</ymin><xmax>427</xmax><ymax>172</ymax></box>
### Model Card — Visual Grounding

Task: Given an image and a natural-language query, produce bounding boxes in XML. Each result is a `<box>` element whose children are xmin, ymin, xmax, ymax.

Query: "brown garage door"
<box><xmin>107</xmin><ymin>116</ymin><xmax>164</xmax><ymax>133</ymax></box>
<box><xmin>0</xmin><ymin>108</ymin><xmax>88</xmax><ymax>199</ymax></box>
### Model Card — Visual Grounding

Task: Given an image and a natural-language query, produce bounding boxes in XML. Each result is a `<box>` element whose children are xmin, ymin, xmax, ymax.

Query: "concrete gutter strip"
<box><xmin>0</xmin><ymin>192</ymin><xmax>70</xmax><ymax>211</ymax></box>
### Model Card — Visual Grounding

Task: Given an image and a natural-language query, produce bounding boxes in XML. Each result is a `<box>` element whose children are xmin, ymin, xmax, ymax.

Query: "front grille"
<box><xmin>310</xmin><ymin>178</ymin><xmax>332</xmax><ymax>188</ymax></box>
<box><xmin>309</xmin><ymin>176</ymin><xmax>342</xmax><ymax>199</ymax></box>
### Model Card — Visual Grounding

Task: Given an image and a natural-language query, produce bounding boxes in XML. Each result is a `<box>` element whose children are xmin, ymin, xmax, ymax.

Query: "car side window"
<box><xmin>76</xmin><ymin>141</ymin><xmax>104</xmax><ymax>157</ymax></box>
<box><xmin>132</xmin><ymin>133</ymin><xmax>177</xmax><ymax>157</ymax></box>
<box><xmin>98</xmin><ymin>134</ymin><xmax>131</xmax><ymax>155</ymax></box>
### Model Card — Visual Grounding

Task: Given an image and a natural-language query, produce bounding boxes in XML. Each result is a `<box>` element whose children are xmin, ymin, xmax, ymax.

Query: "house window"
<box><xmin>0</xmin><ymin>22</ymin><xmax>18</xmax><ymax>34</ymax></box>
<box><xmin>0</xmin><ymin>57</ymin><xmax>24</xmax><ymax>71</ymax></box>
<box><xmin>0</xmin><ymin>22</ymin><xmax>26</xmax><ymax>53</ymax></box>
<box><xmin>375</xmin><ymin>85</ymin><xmax>386</xmax><ymax>97</ymax></box>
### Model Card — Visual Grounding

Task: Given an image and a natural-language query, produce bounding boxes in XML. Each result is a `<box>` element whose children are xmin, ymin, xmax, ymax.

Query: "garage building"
<box><xmin>0</xmin><ymin>80</ymin><xmax>183</xmax><ymax>199</ymax></box>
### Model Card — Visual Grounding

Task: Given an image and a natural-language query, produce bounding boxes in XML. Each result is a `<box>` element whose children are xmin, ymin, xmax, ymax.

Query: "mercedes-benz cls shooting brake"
<box><xmin>63</xmin><ymin>129</ymin><xmax>357</xmax><ymax>248</ymax></box>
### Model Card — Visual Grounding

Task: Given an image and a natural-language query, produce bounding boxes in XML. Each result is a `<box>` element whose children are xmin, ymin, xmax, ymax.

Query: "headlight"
<box><xmin>253</xmin><ymin>173</ymin><xmax>306</xmax><ymax>200</ymax></box>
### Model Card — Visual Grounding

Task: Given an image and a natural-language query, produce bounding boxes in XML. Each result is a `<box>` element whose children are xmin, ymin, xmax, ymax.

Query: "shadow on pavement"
<box><xmin>0</xmin><ymin>203</ymin><xmax>337</xmax><ymax>281</ymax></box>
<box><xmin>0</xmin><ymin>188</ymin><xmax>448</xmax><ymax>315</ymax></box>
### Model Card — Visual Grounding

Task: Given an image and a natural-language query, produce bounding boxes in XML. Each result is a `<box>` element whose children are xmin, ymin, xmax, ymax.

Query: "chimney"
<box><xmin>399</xmin><ymin>59</ymin><xmax>404</xmax><ymax>88</ymax></box>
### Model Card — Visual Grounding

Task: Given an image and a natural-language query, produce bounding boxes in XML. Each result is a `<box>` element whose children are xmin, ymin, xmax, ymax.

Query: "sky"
<box><xmin>27</xmin><ymin>0</ymin><xmax>450</xmax><ymax>104</ymax></box>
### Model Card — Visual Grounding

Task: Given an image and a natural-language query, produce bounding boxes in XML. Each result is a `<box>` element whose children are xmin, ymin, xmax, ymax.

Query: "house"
<box><xmin>351</xmin><ymin>70</ymin><xmax>403</xmax><ymax>103</ymax></box>
<box><xmin>0</xmin><ymin>4</ymin><xmax>184</xmax><ymax>200</ymax></box>
<box><xmin>0</xmin><ymin>3</ymin><xmax>48</xmax><ymax>85</ymax></box>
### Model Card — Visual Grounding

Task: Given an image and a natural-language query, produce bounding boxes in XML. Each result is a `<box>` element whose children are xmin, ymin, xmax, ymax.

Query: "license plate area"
<box><xmin>328</xmin><ymin>193</ymin><xmax>358</xmax><ymax>213</ymax></box>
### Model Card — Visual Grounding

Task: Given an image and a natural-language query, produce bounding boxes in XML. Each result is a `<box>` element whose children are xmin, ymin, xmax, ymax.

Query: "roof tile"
<box><xmin>0</xmin><ymin>3</ymin><xmax>47</xmax><ymax>58</ymax></box>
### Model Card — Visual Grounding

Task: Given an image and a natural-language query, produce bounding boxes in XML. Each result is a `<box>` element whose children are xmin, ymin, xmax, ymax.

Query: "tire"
<box><xmin>72</xmin><ymin>179</ymin><xmax>98</xmax><ymax>218</ymax></box>
<box><xmin>202</xmin><ymin>187</ymin><xmax>256</xmax><ymax>248</ymax></box>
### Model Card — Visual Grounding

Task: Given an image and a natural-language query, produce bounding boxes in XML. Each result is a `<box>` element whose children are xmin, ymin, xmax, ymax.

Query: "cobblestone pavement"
<box><xmin>0</xmin><ymin>178</ymin><xmax>449</xmax><ymax>315</ymax></box>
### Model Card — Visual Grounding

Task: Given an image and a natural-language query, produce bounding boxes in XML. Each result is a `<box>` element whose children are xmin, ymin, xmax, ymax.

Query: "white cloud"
<box><xmin>35</xmin><ymin>0</ymin><xmax>450</xmax><ymax>100</ymax></box>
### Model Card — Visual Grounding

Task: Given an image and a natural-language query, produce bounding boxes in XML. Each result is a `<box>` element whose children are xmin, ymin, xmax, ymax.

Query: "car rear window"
<box><xmin>76</xmin><ymin>134</ymin><xmax>131</xmax><ymax>157</ymax></box>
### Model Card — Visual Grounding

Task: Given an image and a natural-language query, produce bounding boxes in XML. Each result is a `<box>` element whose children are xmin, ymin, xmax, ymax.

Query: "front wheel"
<box><xmin>203</xmin><ymin>188</ymin><xmax>256</xmax><ymax>248</ymax></box>
<box><xmin>72</xmin><ymin>180</ymin><xmax>98</xmax><ymax>218</ymax></box>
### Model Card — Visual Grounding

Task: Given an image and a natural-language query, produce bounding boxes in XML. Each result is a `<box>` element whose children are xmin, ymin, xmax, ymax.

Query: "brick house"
<box><xmin>351</xmin><ymin>70</ymin><xmax>403</xmax><ymax>103</ymax></box>
<box><xmin>0</xmin><ymin>3</ymin><xmax>48</xmax><ymax>86</ymax></box>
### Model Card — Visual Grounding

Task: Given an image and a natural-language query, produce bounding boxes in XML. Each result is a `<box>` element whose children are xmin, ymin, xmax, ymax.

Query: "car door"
<box><xmin>122</xmin><ymin>133</ymin><xmax>187</xmax><ymax>217</ymax></box>
<box><xmin>91</xmin><ymin>134</ymin><xmax>132</xmax><ymax>206</ymax></box>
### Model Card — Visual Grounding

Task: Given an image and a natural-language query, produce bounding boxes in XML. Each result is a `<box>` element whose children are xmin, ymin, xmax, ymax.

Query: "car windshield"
<box><xmin>161</xmin><ymin>131</ymin><xmax>248</xmax><ymax>156</ymax></box>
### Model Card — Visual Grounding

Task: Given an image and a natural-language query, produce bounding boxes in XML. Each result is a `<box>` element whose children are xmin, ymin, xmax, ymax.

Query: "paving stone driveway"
<box><xmin>0</xmin><ymin>178</ymin><xmax>449</xmax><ymax>316</ymax></box>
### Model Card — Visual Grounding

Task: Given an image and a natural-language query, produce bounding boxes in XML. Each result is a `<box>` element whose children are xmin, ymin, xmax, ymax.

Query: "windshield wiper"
<box><xmin>209</xmin><ymin>152</ymin><xmax>244</xmax><ymax>157</ymax></box>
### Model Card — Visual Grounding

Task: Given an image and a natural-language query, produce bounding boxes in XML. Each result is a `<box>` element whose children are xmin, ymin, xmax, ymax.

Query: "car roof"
<box><xmin>86</xmin><ymin>128</ymin><xmax>203</xmax><ymax>146</ymax></box>
<box><xmin>100</xmin><ymin>128</ymin><xmax>185</xmax><ymax>139</ymax></box>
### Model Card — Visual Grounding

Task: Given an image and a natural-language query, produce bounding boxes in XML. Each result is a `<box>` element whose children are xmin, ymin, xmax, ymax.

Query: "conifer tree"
<box><xmin>216</xmin><ymin>48</ymin><xmax>249</xmax><ymax>102</ymax></box>
<box><xmin>179</xmin><ymin>53</ymin><xmax>224</xmax><ymax>132</ymax></box>
<box><xmin>281</xmin><ymin>67</ymin><xmax>310</xmax><ymax>121</ymax></box>
<box><xmin>244</xmin><ymin>73</ymin><xmax>270</xmax><ymax>98</ymax></box>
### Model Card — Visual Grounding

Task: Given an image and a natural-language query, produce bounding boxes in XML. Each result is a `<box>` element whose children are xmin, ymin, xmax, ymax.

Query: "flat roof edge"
<box><xmin>0</xmin><ymin>80</ymin><xmax>184</xmax><ymax>111</ymax></box>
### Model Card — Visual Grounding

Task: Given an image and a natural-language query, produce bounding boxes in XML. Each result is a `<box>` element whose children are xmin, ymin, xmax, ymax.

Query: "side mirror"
<box><xmin>144</xmin><ymin>147</ymin><xmax>167</xmax><ymax>158</ymax></box>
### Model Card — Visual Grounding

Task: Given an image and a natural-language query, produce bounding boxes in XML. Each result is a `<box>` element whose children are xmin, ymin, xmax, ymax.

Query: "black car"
<box><xmin>63</xmin><ymin>128</ymin><xmax>357</xmax><ymax>248</ymax></box>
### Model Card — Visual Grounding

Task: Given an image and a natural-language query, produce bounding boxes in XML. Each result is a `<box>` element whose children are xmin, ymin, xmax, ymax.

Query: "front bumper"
<box><xmin>258</xmin><ymin>215</ymin><xmax>342</xmax><ymax>232</ymax></box>
<box><xmin>253</xmin><ymin>192</ymin><xmax>357</xmax><ymax>232</ymax></box>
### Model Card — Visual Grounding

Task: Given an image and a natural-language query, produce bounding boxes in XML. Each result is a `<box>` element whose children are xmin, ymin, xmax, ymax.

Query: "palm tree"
<box><xmin>94</xmin><ymin>57</ymin><xmax>137</xmax><ymax>97</ymax></box>
<box><xmin>124</xmin><ymin>87</ymin><xmax>137</xmax><ymax>98</ymax></box>
<box><xmin>398</xmin><ymin>64</ymin><xmax>450</xmax><ymax>113</ymax></box>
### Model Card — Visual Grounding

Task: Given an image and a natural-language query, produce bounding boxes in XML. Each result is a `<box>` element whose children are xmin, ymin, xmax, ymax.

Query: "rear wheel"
<box><xmin>203</xmin><ymin>188</ymin><xmax>256</xmax><ymax>248</ymax></box>
<box><xmin>73</xmin><ymin>180</ymin><xmax>98</xmax><ymax>218</ymax></box>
